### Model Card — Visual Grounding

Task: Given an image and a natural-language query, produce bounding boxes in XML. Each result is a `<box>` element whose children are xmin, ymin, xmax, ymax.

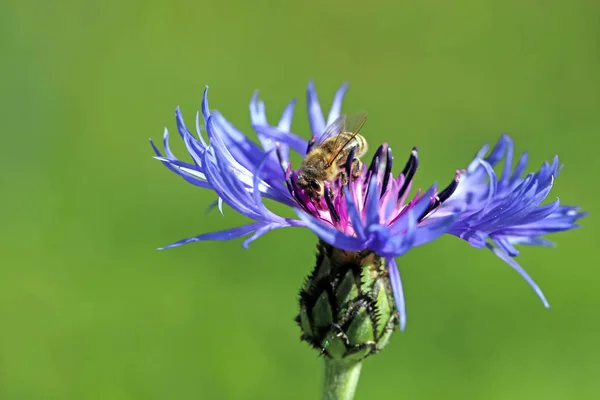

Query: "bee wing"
<box><xmin>315</xmin><ymin>114</ymin><xmax>347</xmax><ymax>145</ymax></box>
<box><xmin>324</xmin><ymin>111</ymin><xmax>368</xmax><ymax>166</ymax></box>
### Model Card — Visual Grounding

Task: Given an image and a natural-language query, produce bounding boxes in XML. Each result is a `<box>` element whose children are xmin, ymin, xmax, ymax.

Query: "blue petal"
<box><xmin>294</xmin><ymin>209</ymin><xmax>365</xmax><ymax>252</ymax></box>
<box><xmin>195</xmin><ymin>111</ymin><xmax>208</xmax><ymax>147</ymax></box>
<box><xmin>278</xmin><ymin>98</ymin><xmax>297</xmax><ymax>132</ymax></box>
<box><xmin>158</xmin><ymin>222</ymin><xmax>265</xmax><ymax>250</ymax></box>
<box><xmin>242</xmin><ymin>223</ymin><xmax>288</xmax><ymax>248</ymax></box>
<box><xmin>250</xmin><ymin>91</ymin><xmax>277</xmax><ymax>151</ymax></box>
<box><xmin>412</xmin><ymin>213</ymin><xmax>460</xmax><ymax>247</ymax></box>
<box><xmin>175</xmin><ymin>106</ymin><xmax>196</xmax><ymax>142</ymax></box>
<box><xmin>206</xmin><ymin>115</ymin><xmax>294</xmax><ymax>208</ymax></box>
<box><xmin>364</xmin><ymin>178</ymin><xmax>381</xmax><ymax>228</ymax></box>
<box><xmin>212</xmin><ymin>111</ymin><xmax>266</xmax><ymax>171</ymax></box>
<box><xmin>162</xmin><ymin>127</ymin><xmax>177</xmax><ymax>159</ymax></box>
<box><xmin>150</xmin><ymin>138</ymin><xmax>211</xmax><ymax>188</ymax></box>
<box><xmin>201</xmin><ymin>86</ymin><xmax>210</xmax><ymax>125</ymax></box>
<box><xmin>494</xmin><ymin>237</ymin><xmax>519</xmax><ymax>257</ymax></box>
<box><xmin>387</xmin><ymin>258</ymin><xmax>407</xmax><ymax>331</ymax></box>
<box><xmin>204</xmin><ymin>118</ymin><xmax>264</xmax><ymax>220</ymax></box>
<box><xmin>204</xmin><ymin>198</ymin><xmax>224</xmax><ymax>215</ymax></box>
<box><xmin>488</xmin><ymin>244</ymin><xmax>550</xmax><ymax>308</ymax></box>
<box><xmin>509</xmin><ymin>151</ymin><xmax>529</xmax><ymax>187</ymax></box>
<box><xmin>389</xmin><ymin>186</ymin><xmax>436</xmax><ymax>236</ymax></box>
<box><xmin>252</xmin><ymin>149</ymin><xmax>277</xmax><ymax>220</ymax></box>
<box><xmin>150</xmin><ymin>137</ymin><xmax>179</xmax><ymax>175</ymax></box>
<box><xmin>402</xmin><ymin>208</ymin><xmax>417</xmax><ymax>251</ymax></box>
<box><xmin>250</xmin><ymin>91</ymin><xmax>268</xmax><ymax>124</ymax></box>
<box><xmin>251</xmin><ymin>123</ymin><xmax>307</xmax><ymax>156</ymax></box>
<box><xmin>485</xmin><ymin>134</ymin><xmax>511</xmax><ymax>167</ymax></box>
<box><xmin>371</xmin><ymin>209</ymin><xmax>417</xmax><ymax>258</ymax></box>
<box><xmin>327</xmin><ymin>82</ymin><xmax>349</xmax><ymax>126</ymax></box>
<box><xmin>499</xmin><ymin>134</ymin><xmax>514</xmax><ymax>187</ymax></box>
<box><xmin>343</xmin><ymin>186</ymin><xmax>366</xmax><ymax>242</ymax></box>
<box><xmin>508</xmin><ymin>236</ymin><xmax>556</xmax><ymax>247</ymax></box>
<box><xmin>499</xmin><ymin>207</ymin><xmax>585</xmax><ymax>236</ymax></box>
<box><xmin>307</xmin><ymin>80</ymin><xmax>326</xmax><ymax>138</ymax></box>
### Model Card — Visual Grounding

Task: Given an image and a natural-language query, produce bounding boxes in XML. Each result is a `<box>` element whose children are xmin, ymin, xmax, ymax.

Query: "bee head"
<box><xmin>297</xmin><ymin>174</ymin><xmax>323</xmax><ymax>199</ymax></box>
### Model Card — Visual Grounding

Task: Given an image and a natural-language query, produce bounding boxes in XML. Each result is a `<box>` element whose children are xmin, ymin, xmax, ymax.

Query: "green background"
<box><xmin>2</xmin><ymin>1</ymin><xmax>597</xmax><ymax>399</ymax></box>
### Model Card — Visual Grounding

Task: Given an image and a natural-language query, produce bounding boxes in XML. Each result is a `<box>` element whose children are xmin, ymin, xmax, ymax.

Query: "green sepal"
<box><xmin>312</xmin><ymin>291</ymin><xmax>334</xmax><ymax>331</ymax></box>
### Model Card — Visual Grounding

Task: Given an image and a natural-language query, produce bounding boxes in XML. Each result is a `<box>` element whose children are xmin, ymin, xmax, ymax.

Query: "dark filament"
<box><xmin>380</xmin><ymin>146</ymin><xmax>393</xmax><ymax>198</ymax></box>
<box><xmin>364</xmin><ymin>145</ymin><xmax>385</xmax><ymax>186</ymax></box>
<box><xmin>276</xmin><ymin>144</ymin><xmax>311</xmax><ymax>212</ymax></box>
<box><xmin>418</xmin><ymin>174</ymin><xmax>460</xmax><ymax>221</ymax></box>
<box><xmin>344</xmin><ymin>146</ymin><xmax>357</xmax><ymax>184</ymax></box>
<box><xmin>397</xmin><ymin>147</ymin><xmax>419</xmax><ymax>200</ymax></box>
<box><xmin>289</xmin><ymin>177</ymin><xmax>311</xmax><ymax>213</ymax></box>
<box><xmin>324</xmin><ymin>187</ymin><xmax>340</xmax><ymax>223</ymax></box>
<box><xmin>276</xmin><ymin>145</ymin><xmax>291</xmax><ymax>176</ymax></box>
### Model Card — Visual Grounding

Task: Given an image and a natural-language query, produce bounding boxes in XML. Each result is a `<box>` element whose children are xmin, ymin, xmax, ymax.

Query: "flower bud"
<box><xmin>297</xmin><ymin>240</ymin><xmax>398</xmax><ymax>362</ymax></box>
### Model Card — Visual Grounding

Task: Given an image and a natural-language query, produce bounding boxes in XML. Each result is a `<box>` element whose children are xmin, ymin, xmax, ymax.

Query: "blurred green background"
<box><xmin>1</xmin><ymin>0</ymin><xmax>598</xmax><ymax>399</ymax></box>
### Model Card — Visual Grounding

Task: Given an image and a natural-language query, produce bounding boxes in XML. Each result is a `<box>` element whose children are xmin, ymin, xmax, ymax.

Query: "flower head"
<box><xmin>151</xmin><ymin>81</ymin><xmax>586</xmax><ymax>331</ymax></box>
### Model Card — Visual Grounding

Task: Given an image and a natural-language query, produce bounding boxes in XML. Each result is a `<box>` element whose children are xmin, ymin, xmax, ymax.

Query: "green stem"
<box><xmin>321</xmin><ymin>358</ymin><xmax>363</xmax><ymax>400</ymax></box>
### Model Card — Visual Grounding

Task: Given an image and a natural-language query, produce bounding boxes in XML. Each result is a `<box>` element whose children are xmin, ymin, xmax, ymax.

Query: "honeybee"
<box><xmin>297</xmin><ymin>112</ymin><xmax>368</xmax><ymax>200</ymax></box>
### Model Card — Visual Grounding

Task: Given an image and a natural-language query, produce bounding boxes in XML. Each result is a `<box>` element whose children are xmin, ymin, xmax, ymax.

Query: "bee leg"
<box><xmin>350</xmin><ymin>158</ymin><xmax>362</xmax><ymax>180</ymax></box>
<box><xmin>339</xmin><ymin>170</ymin><xmax>349</xmax><ymax>186</ymax></box>
<box><xmin>338</xmin><ymin>158</ymin><xmax>362</xmax><ymax>187</ymax></box>
<box><xmin>340</xmin><ymin>146</ymin><xmax>358</xmax><ymax>187</ymax></box>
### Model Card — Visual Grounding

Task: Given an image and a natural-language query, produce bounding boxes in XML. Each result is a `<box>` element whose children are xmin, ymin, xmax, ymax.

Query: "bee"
<box><xmin>297</xmin><ymin>112</ymin><xmax>368</xmax><ymax>200</ymax></box>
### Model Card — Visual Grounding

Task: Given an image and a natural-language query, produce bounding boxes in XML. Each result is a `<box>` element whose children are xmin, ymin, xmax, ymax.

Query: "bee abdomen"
<box><xmin>341</xmin><ymin>133</ymin><xmax>368</xmax><ymax>158</ymax></box>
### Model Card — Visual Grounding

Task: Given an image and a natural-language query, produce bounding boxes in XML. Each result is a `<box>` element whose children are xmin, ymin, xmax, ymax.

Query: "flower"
<box><xmin>151</xmin><ymin>81</ymin><xmax>586</xmax><ymax>331</ymax></box>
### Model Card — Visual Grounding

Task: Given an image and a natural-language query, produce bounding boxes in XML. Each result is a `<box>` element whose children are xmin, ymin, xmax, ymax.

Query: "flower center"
<box><xmin>277</xmin><ymin>143</ymin><xmax>460</xmax><ymax>234</ymax></box>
